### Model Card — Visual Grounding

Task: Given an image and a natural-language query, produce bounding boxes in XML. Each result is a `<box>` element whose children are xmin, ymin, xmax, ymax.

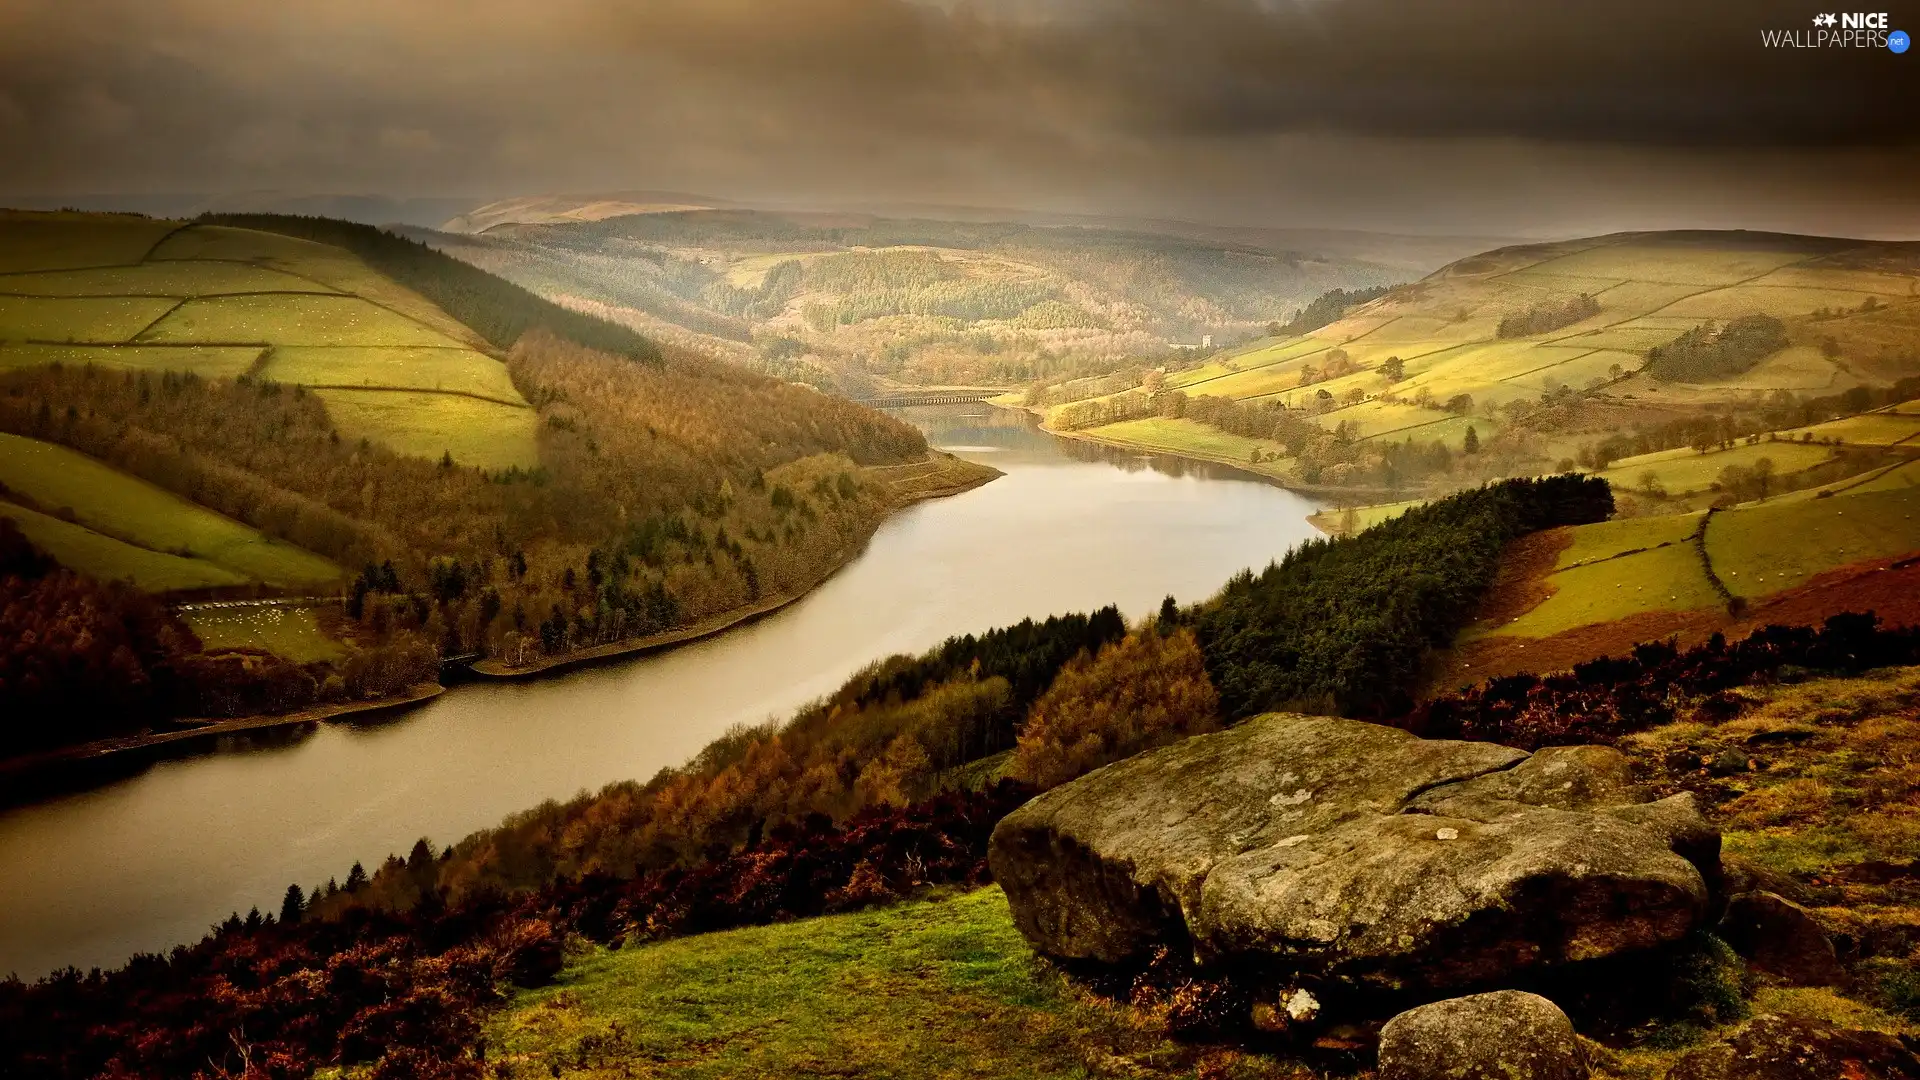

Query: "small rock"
<box><xmin>1717</xmin><ymin>892</ymin><xmax>1844</xmax><ymax>986</ymax></box>
<box><xmin>1376</xmin><ymin>990</ymin><xmax>1588</xmax><ymax>1080</ymax></box>
<box><xmin>1665</xmin><ymin>1014</ymin><xmax>1920</xmax><ymax>1080</ymax></box>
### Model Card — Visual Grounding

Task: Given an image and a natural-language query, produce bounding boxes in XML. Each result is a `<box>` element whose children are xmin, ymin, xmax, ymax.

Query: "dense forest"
<box><xmin>1644</xmin><ymin>314</ymin><xmax>1790</xmax><ymax>381</ymax></box>
<box><xmin>1193</xmin><ymin>474</ymin><xmax>1615</xmax><ymax>717</ymax></box>
<box><xmin>201</xmin><ymin>214</ymin><xmax>662</xmax><ymax>362</ymax></box>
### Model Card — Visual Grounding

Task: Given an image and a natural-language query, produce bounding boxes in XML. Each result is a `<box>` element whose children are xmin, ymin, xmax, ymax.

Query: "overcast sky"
<box><xmin>1</xmin><ymin>0</ymin><xmax>1913</xmax><ymax>236</ymax></box>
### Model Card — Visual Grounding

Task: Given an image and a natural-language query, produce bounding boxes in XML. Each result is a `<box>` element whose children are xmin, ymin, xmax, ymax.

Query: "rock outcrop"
<box><xmin>989</xmin><ymin>713</ymin><xmax>1720</xmax><ymax>994</ymax></box>
<box><xmin>1716</xmin><ymin>891</ymin><xmax>1844</xmax><ymax>986</ymax></box>
<box><xmin>1375</xmin><ymin>991</ymin><xmax>1590</xmax><ymax>1080</ymax></box>
<box><xmin>1665</xmin><ymin>1014</ymin><xmax>1920</xmax><ymax>1080</ymax></box>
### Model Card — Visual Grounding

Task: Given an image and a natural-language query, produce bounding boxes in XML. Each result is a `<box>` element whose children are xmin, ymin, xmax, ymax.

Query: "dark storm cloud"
<box><xmin>0</xmin><ymin>0</ymin><xmax>1912</xmax><ymax>233</ymax></box>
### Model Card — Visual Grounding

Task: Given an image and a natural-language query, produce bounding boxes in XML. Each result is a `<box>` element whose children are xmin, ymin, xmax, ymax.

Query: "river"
<box><xmin>0</xmin><ymin>405</ymin><xmax>1321</xmax><ymax>980</ymax></box>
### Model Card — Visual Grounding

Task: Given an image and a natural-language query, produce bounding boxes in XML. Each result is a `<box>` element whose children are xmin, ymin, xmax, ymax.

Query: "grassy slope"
<box><xmin>0</xmin><ymin>431</ymin><xmax>342</xmax><ymax>589</ymax></box>
<box><xmin>0</xmin><ymin>211</ymin><xmax>539</xmax><ymax>471</ymax></box>
<box><xmin>184</xmin><ymin>607</ymin><xmax>344</xmax><ymax>663</ymax></box>
<box><xmin>1468</xmin><ymin>480</ymin><xmax>1920</xmax><ymax>642</ymax></box>
<box><xmin>1068</xmin><ymin>231</ymin><xmax>1920</xmax><ymax>460</ymax></box>
<box><xmin>483</xmin><ymin>886</ymin><xmax>1289</xmax><ymax>1080</ymax></box>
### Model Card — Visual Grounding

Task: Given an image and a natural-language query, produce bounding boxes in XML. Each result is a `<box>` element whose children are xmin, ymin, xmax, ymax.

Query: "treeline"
<box><xmin>1405</xmin><ymin>612</ymin><xmax>1920</xmax><ymax>749</ymax></box>
<box><xmin>1192</xmin><ymin>475</ymin><xmax>1615</xmax><ymax>718</ymax></box>
<box><xmin>1496</xmin><ymin>293</ymin><xmax>1600</xmax><ymax>338</ymax></box>
<box><xmin>0</xmin><ymin>782</ymin><xmax>1033</xmax><ymax>1080</ymax></box>
<box><xmin>0</xmin><ymin>520</ymin><xmax>435</xmax><ymax>755</ymax></box>
<box><xmin>1267</xmin><ymin>284</ymin><xmax>1394</xmax><ymax>338</ymax></box>
<box><xmin>0</xmin><ymin>334</ymin><xmax>930</xmax><ymax>749</ymax></box>
<box><xmin>1057</xmin><ymin>389</ymin><xmax>1469</xmax><ymax>491</ymax></box>
<box><xmin>201</xmin><ymin>214</ymin><xmax>663</xmax><ymax>362</ymax></box>
<box><xmin>1568</xmin><ymin>376</ymin><xmax>1920</xmax><ymax>472</ymax></box>
<box><xmin>1644</xmin><ymin>314</ymin><xmax>1789</xmax><ymax>382</ymax></box>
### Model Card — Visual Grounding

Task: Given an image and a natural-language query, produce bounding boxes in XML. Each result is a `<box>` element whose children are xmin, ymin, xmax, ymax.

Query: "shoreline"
<box><xmin>0</xmin><ymin>683</ymin><xmax>446</xmax><ymax>789</ymax></box>
<box><xmin>463</xmin><ymin>456</ymin><xmax>1001</xmax><ymax>681</ymax></box>
<box><xmin>0</xmin><ymin>455</ymin><xmax>1000</xmax><ymax>782</ymax></box>
<box><xmin>1026</xmin><ymin>409</ymin><xmax>1406</xmax><ymax>504</ymax></box>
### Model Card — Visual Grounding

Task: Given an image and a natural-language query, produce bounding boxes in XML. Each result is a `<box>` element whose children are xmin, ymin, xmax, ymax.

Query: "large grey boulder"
<box><xmin>1376</xmin><ymin>990</ymin><xmax>1589</xmax><ymax>1080</ymax></box>
<box><xmin>989</xmin><ymin>714</ymin><xmax>1719</xmax><ymax>994</ymax></box>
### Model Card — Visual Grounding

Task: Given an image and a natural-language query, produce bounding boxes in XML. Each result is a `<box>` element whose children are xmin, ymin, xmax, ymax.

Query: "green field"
<box><xmin>0</xmin><ymin>342</ymin><xmax>265</xmax><ymax>378</ymax></box>
<box><xmin>1055</xmin><ymin>231</ymin><xmax>1920</xmax><ymax>490</ymax></box>
<box><xmin>0</xmin><ymin>261</ymin><xmax>334</xmax><ymax>298</ymax></box>
<box><xmin>185</xmin><ymin>606</ymin><xmax>344</xmax><ymax>662</ymax></box>
<box><xmin>1078</xmin><ymin>417</ymin><xmax>1291</xmax><ymax>477</ymax></box>
<box><xmin>0</xmin><ymin>213</ymin><xmax>534</xmax><ymax>474</ymax></box>
<box><xmin>0</xmin><ymin>295</ymin><xmax>179</xmax><ymax>343</ymax></box>
<box><xmin>1491</xmin><ymin>542</ymin><xmax>1722</xmax><ymax>638</ymax></box>
<box><xmin>1555</xmin><ymin>510</ymin><xmax>1703</xmax><ymax>569</ymax></box>
<box><xmin>486</xmin><ymin>887</ymin><xmax>1236</xmax><ymax>1080</ymax></box>
<box><xmin>0</xmin><ymin>500</ymin><xmax>250</xmax><ymax>592</ymax></box>
<box><xmin>314</xmin><ymin>389</ymin><xmax>541</xmax><ymax>470</ymax></box>
<box><xmin>1709</xmin><ymin>486</ymin><xmax>1920</xmax><ymax>597</ymax></box>
<box><xmin>1790</xmin><ymin>412</ymin><xmax>1920</xmax><ymax>447</ymax></box>
<box><xmin>1598</xmin><ymin>440</ymin><xmax>1841</xmax><ymax>496</ymax></box>
<box><xmin>0</xmin><ymin>432</ymin><xmax>342</xmax><ymax>589</ymax></box>
<box><xmin>262</xmin><ymin>346</ymin><xmax>526</xmax><ymax>404</ymax></box>
<box><xmin>137</xmin><ymin>294</ymin><xmax>463</xmax><ymax>348</ymax></box>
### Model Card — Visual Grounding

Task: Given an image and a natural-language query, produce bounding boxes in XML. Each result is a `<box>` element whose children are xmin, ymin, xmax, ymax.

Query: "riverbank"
<box><xmin>0</xmin><ymin>682</ymin><xmax>446</xmax><ymax>794</ymax></box>
<box><xmin>0</xmin><ymin>455</ymin><xmax>1000</xmax><ymax>783</ymax></box>
<box><xmin>470</xmin><ymin>452</ymin><xmax>999</xmax><ymax>680</ymax></box>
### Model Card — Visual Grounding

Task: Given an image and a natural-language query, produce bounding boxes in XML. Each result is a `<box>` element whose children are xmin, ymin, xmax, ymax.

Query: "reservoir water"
<box><xmin>0</xmin><ymin>405</ymin><xmax>1321</xmax><ymax>979</ymax></box>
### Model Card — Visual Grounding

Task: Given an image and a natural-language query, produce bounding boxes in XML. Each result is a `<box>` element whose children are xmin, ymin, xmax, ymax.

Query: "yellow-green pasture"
<box><xmin>185</xmin><ymin>606</ymin><xmax>344</xmax><ymax>662</ymax></box>
<box><xmin>0</xmin><ymin>261</ymin><xmax>334</xmax><ymax>298</ymax></box>
<box><xmin>263</xmin><ymin>346</ymin><xmax>526</xmax><ymax>404</ymax></box>
<box><xmin>1709</xmin><ymin>485</ymin><xmax>1920</xmax><ymax>598</ymax></box>
<box><xmin>0</xmin><ymin>432</ymin><xmax>342</xmax><ymax>589</ymax></box>
<box><xmin>0</xmin><ymin>500</ymin><xmax>251</xmax><ymax>592</ymax></box>
<box><xmin>0</xmin><ymin>343</ymin><xmax>265</xmax><ymax>378</ymax></box>
<box><xmin>314</xmin><ymin>389</ymin><xmax>542</xmax><ymax>471</ymax></box>
<box><xmin>1075</xmin><ymin>417</ymin><xmax>1292</xmax><ymax>478</ymax></box>
<box><xmin>0</xmin><ymin>296</ymin><xmax>180</xmax><ymax>343</ymax></box>
<box><xmin>1555</xmin><ymin>510</ymin><xmax>1704</xmax><ymax>569</ymax></box>
<box><xmin>1787</xmin><ymin>411</ymin><xmax>1920</xmax><ymax>448</ymax></box>
<box><xmin>147</xmin><ymin>225</ymin><xmax>484</xmax><ymax>346</ymax></box>
<box><xmin>137</xmin><ymin>294</ymin><xmax>465</xmax><ymax>348</ymax></box>
<box><xmin>1598</xmin><ymin>440</ymin><xmax>1842</xmax><ymax>496</ymax></box>
<box><xmin>1488</xmin><ymin>542</ymin><xmax>1723</xmax><ymax>639</ymax></box>
<box><xmin>1508</xmin><ymin>242</ymin><xmax>1813</xmax><ymax>287</ymax></box>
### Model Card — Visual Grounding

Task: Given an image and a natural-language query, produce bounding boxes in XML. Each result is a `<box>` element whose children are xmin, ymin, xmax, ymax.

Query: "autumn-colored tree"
<box><xmin>1010</xmin><ymin>628</ymin><xmax>1220</xmax><ymax>788</ymax></box>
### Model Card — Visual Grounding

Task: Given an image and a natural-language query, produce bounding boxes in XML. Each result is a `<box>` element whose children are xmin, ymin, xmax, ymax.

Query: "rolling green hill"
<box><xmin>0</xmin><ymin>211</ymin><xmax>541</xmax><ymax>471</ymax></box>
<box><xmin>0</xmin><ymin>209</ymin><xmax>981</xmax><ymax>754</ymax></box>
<box><xmin>1041</xmin><ymin>231</ymin><xmax>1920</xmax><ymax>500</ymax></box>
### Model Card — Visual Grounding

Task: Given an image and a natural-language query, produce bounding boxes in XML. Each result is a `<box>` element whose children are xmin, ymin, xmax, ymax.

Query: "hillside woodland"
<box><xmin>0</xmin><ymin>212</ymin><xmax>974</xmax><ymax>757</ymax></box>
<box><xmin>4</xmin><ymin>476</ymin><xmax>1917</xmax><ymax>1080</ymax></box>
<box><xmin>407</xmin><ymin>211</ymin><xmax>1400</xmax><ymax>392</ymax></box>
